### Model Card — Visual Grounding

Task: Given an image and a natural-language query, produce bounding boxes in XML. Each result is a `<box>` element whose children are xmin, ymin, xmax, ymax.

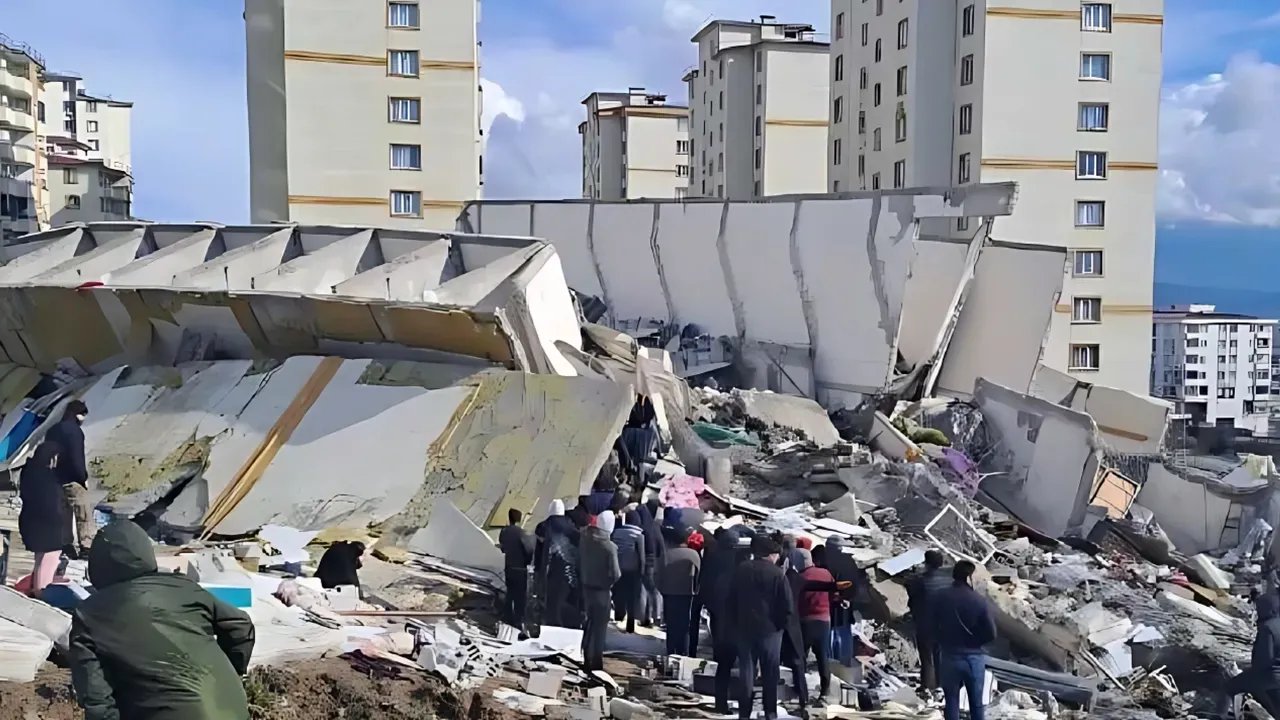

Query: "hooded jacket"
<box><xmin>579</xmin><ymin>524</ymin><xmax>621</xmax><ymax>591</ymax></box>
<box><xmin>612</xmin><ymin>512</ymin><xmax>646</xmax><ymax>574</ymax></box>
<box><xmin>69</xmin><ymin>521</ymin><xmax>257</xmax><ymax>720</ymax></box>
<box><xmin>1253</xmin><ymin>593</ymin><xmax>1280</xmax><ymax>687</ymax></box>
<box><xmin>45</xmin><ymin>416</ymin><xmax>89</xmax><ymax>487</ymax></box>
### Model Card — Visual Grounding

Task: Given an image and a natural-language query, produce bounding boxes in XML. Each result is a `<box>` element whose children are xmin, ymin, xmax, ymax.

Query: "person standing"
<box><xmin>535</xmin><ymin>500</ymin><xmax>580</xmax><ymax>628</ymax></box>
<box><xmin>706</xmin><ymin>527</ymin><xmax>744</xmax><ymax>715</ymax></box>
<box><xmin>637</xmin><ymin>497</ymin><xmax>664</xmax><ymax>627</ymax></box>
<box><xmin>611</xmin><ymin>511</ymin><xmax>646</xmax><ymax>632</ymax></box>
<box><xmin>906</xmin><ymin>550</ymin><xmax>952</xmax><ymax>695</ymax></box>
<box><xmin>934</xmin><ymin>560</ymin><xmax>996</xmax><ymax>720</ymax></box>
<box><xmin>579</xmin><ymin>510</ymin><xmax>621</xmax><ymax>671</ymax></box>
<box><xmin>780</xmin><ymin>549</ymin><xmax>811</xmax><ymax>715</ymax></box>
<box><xmin>823</xmin><ymin>535</ymin><xmax>868</xmax><ymax>667</ymax></box>
<box><xmin>18</xmin><ymin>439</ymin><xmax>72</xmax><ymax>597</ymax></box>
<box><xmin>658</xmin><ymin>529</ymin><xmax>701</xmax><ymax>657</ymax></box>
<box><xmin>499</xmin><ymin>508</ymin><xmax>535</xmax><ymax>629</ymax></box>
<box><xmin>69</xmin><ymin>520</ymin><xmax>256</xmax><ymax>720</ymax></box>
<box><xmin>796</xmin><ymin>549</ymin><xmax>843</xmax><ymax>706</ymax></box>
<box><xmin>728</xmin><ymin>536</ymin><xmax>794</xmax><ymax>720</ymax></box>
<box><xmin>1216</xmin><ymin>593</ymin><xmax>1280</xmax><ymax>715</ymax></box>
<box><xmin>46</xmin><ymin>400</ymin><xmax>94</xmax><ymax>556</ymax></box>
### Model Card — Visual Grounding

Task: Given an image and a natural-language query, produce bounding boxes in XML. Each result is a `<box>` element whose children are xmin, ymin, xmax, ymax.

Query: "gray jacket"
<box><xmin>657</xmin><ymin>546</ymin><xmax>701</xmax><ymax>596</ymax></box>
<box><xmin>579</xmin><ymin>527</ymin><xmax>621</xmax><ymax>591</ymax></box>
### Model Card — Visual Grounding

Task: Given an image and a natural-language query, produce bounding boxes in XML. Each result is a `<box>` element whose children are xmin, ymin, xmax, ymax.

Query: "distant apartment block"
<box><xmin>580</xmin><ymin>89</ymin><xmax>689</xmax><ymax>200</ymax></box>
<box><xmin>684</xmin><ymin>17</ymin><xmax>830</xmax><ymax>200</ymax></box>
<box><xmin>1152</xmin><ymin>305</ymin><xmax>1275</xmax><ymax>434</ymax></box>
<box><xmin>0</xmin><ymin>34</ymin><xmax>44</xmax><ymax>240</ymax></box>
<box><xmin>831</xmin><ymin>1</ymin><xmax>1162</xmax><ymax>394</ymax></box>
<box><xmin>245</xmin><ymin>0</ymin><xmax>482</xmax><ymax>230</ymax></box>
<box><xmin>41</xmin><ymin>72</ymin><xmax>134</xmax><ymax>225</ymax></box>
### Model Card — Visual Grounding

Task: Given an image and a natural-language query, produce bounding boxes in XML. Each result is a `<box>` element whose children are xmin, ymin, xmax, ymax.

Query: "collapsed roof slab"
<box><xmin>459</xmin><ymin>184</ymin><xmax>1018</xmax><ymax>408</ymax></box>
<box><xmin>1030</xmin><ymin>364</ymin><xmax>1172</xmax><ymax>455</ymax></box>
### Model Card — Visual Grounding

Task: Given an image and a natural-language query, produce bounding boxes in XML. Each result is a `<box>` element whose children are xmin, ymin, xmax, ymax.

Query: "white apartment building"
<box><xmin>580</xmin><ymin>89</ymin><xmax>690</xmax><ymax>200</ymax></box>
<box><xmin>1152</xmin><ymin>305</ymin><xmax>1275</xmax><ymax>434</ymax></box>
<box><xmin>41</xmin><ymin>73</ymin><xmax>134</xmax><ymax>226</ymax></box>
<box><xmin>830</xmin><ymin>1</ymin><xmax>1162</xmax><ymax>394</ymax></box>
<box><xmin>0</xmin><ymin>34</ymin><xmax>44</xmax><ymax>241</ymax></box>
<box><xmin>246</xmin><ymin>0</ymin><xmax>482</xmax><ymax>231</ymax></box>
<box><xmin>684</xmin><ymin>17</ymin><xmax>830</xmax><ymax>200</ymax></box>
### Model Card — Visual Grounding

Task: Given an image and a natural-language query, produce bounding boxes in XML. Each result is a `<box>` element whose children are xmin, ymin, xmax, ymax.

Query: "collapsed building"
<box><xmin>0</xmin><ymin>188</ymin><xmax>1270</xmax><ymax>718</ymax></box>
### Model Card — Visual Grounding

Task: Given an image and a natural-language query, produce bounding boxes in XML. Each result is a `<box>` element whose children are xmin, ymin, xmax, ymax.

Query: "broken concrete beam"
<box><xmin>1186</xmin><ymin>554</ymin><xmax>1231</xmax><ymax>591</ymax></box>
<box><xmin>817</xmin><ymin>493</ymin><xmax>862</xmax><ymax>525</ymax></box>
<box><xmin>525</xmin><ymin>668</ymin><xmax>567</xmax><ymax>699</ymax></box>
<box><xmin>407</xmin><ymin>500</ymin><xmax>504</xmax><ymax>577</ymax></box>
<box><xmin>984</xmin><ymin>656</ymin><xmax>1097</xmax><ymax>709</ymax></box>
<box><xmin>608</xmin><ymin>697</ymin><xmax>654</xmax><ymax>720</ymax></box>
<box><xmin>0</xmin><ymin>616</ymin><xmax>53</xmax><ymax>683</ymax></box>
<box><xmin>0</xmin><ymin>586</ymin><xmax>72</xmax><ymax>653</ymax></box>
<box><xmin>733</xmin><ymin>390</ymin><xmax>840</xmax><ymax>447</ymax></box>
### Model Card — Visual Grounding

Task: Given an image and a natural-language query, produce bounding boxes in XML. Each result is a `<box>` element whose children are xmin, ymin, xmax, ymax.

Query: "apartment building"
<box><xmin>579</xmin><ymin>89</ymin><xmax>690</xmax><ymax>200</ymax></box>
<box><xmin>245</xmin><ymin>0</ymin><xmax>482</xmax><ymax>231</ymax></box>
<box><xmin>831</xmin><ymin>1</ymin><xmax>1162</xmax><ymax>394</ymax></box>
<box><xmin>1152</xmin><ymin>305</ymin><xmax>1275</xmax><ymax>434</ymax></box>
<box><xmin>0</xmin><ymin>34</ymin><xmax>44</xmax><ymax>241</ymax></box>
<box><xmin>684</xmin><ymin>17</ymin><xmax>830</xmax><ymax>200</ymax></box>
<box><xmin>41</xmin><ymin>73</ymin><xmax>134</xmax><ymax>226</ymax></box>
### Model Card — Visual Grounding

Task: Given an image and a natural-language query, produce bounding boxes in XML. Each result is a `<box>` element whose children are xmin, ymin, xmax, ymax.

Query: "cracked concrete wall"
<box><xmin>1031</xmin><ymin>364</ymin><xmax>1171</xmax><ymax>455</ymax></box>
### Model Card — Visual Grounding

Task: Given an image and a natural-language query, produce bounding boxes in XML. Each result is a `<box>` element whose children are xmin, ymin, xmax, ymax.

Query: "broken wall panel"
<box><xmin>898</xmin><ymin>239</ymin><xmax>971</xmax><ymax>369</ymax></box>
<box><xmin>1031</xmin><ymin>364</ymin><xmax>1171</xmax><ymax>455</ymax></box>
<box><xmin>936</xmin><ymin>241</ymin><xmax>1067</xmax><ymax>399</ymax></box>
<box><xmin>1134</xmin><ymin>463</ymin><xmax>1240</xmax><ymax>554</ymax></box>
<box><xmin>659</xmin><ymin>204</ymin><xmax>741</xmax><ymax>338</ymax></box>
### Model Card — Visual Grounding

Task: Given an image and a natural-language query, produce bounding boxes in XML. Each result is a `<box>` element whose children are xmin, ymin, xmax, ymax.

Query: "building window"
<box><xmin>754</xmin><ymin>180</ymin><xmax>761</xmax><ymax>196</ymax></box>
<box><xmin>1075</xmin><ymin>200</ymin><xmax>1105</xmax><ymax>227</ymax></box>
<box><xmin>858</xmin><ymin>154</ymin><xmax>865</xmax><ymax>177</ymax></box>
<box><xmin>754</xmin><ymin>147</ymin><xmax>762</xmax><ymax>169</ymax></box>
<box><xmin>717</xmin><ymin>152</ymin><xmax>723</xmax><ymax>171</ymax></box>
<box><xmin>84</xmin><ymin>101</ymin><xmax>98</xmax><ymax>113</ymax></box>
<box><xmin>898</xmin><ymin>19</ymin><xmax>909</xmax><ymax>49</ymax></box>
<box><xmin>874</xmin><ymin>83</ymin><xmax>881</xmax><ymax>107</ymax></box>
<box><xmin>719</xmin><ymin>91</ymin><xmax>724</xmax><ymax>110</ymax></box>
<box><xmin>63</xmin><ymin>168</ymin><xmax>78</xmax><ymax>184</ymax></box>
<box><xmin>1072</xmin><ymin>297</ymin><xmax>1102</xmax><ymax>324</ymax></box>
<box><xmin>835</xmin><ymin>55</ymin><xmax>844</xmax><ymax>82</ymax></box>
<box><xmin>833</xmin><ymin>138</ymin><xmax>843</xmax><ymax>166</ymax></box>
<box><xmin>1073</xmin><ymin>250</ymin><xmax>1103</xmax><ymax>277</ymax></box>
<box><xmin>88</xmin><ymin>139</ymin><xmax>99</xmax><ymax>151</ymax></box>
<box><xmin>1082</xmin><ymin>3</ymin><xmax>1112</xmax><ymax>32</ymax></box>
<box><xmin>388</xmin><ymin>2</ymin><xmax>420</xmax><ymax>28</ymax></box>
<box><xmin>858</xmin><ymin>110</ymin><xmax>866</xmax><ymax>134</ymax></box>
<box><xmin>1070</xmin><ymin>344</ymin><xmax>1101</xmax><ymax>370</ymax></box>
<box><xmin>86</xmin><ymin>120</ymin><xmax>99</xmax><ymax>132</ymax></box>
<box><xmin>1076</xmin><ymin>151</ymin><xmax>1107</xmax><ymax>179</ymax></box>
<box><xmin>677</xmin><ymin>140</ymin><xmax>690</xmax><ymax>154</ymax></box>
<box><xmin>755</xmin><ymin>116</ymin><xmax>762</xmax><ymax>136</ymax></box>
<box><xmin>836</xmin><ymin>12</ymin><xmax>845</xmax><ymax>39</ymax></box>
<box><xmin>1078</xmin><ymin>103</ymin><xmax>1109</xmax><ymax>131</ymax></box>
<box><xmin>962</xmin><ymin>5</ymin><xmax>975</xmax><ymax>36</ymax></box>
<box><xmin>1080</xmin><ymin>53</ymin><xmax>1111</xmax><ymax>81</ymax></box>
<box><xmin>388</xmin><ymin>50</ymin><xmax>420</xmax><ymax>77</ymax></box>
<box><xmin>895</xmin><ymin>104</ymin><xmax>907</xmax><ymax>142</ymax></box>
<box><xmin>676</xmin><ymin>165</ymin><xmax>690</xmax><ymax>178</ymax></box>
<box><xmin>896</xmin><ymin>66</ymin><xmax>908</xmax><ymax>96</ymax></box>
<box><xmin>756</xmin><ymin>84</ymin><xmax>762</xmax><ymax>105</ymax></box>
<box><xmin>873</xmin><ymin>127</ymin><xmax>882</xmax><ymax>151</ymax></box>
<box><xmin>63</xmin><ymin>119</ymin><xmax>74</xmax><ymax>134</ymax></box>
<box><xmin>861</xmin><ymin>23</ymin><xmax>869</xmax><ymax>46</ymax></box>
<box><xmin>756</xmin><ymin>51</ymin><xmax>763</xmax><ymax>73</ymax></box>
<box><xmin>834</xmin><ymin>97</ymin><xmax>844</xmax><ymax>124</ymax></box>
<box><xmin>959</xmin><ymin>104</ymin><xmax>973</xmax><ymax>135</ymax></box>
<box><xmin>960</xmin><ymin>55</ymin><xmax>974</xmax><ymax>85</ymax></box>
<box><xmin>389</xmin><ymin>97</ymin><xmax>421</xmax><ymax>123</ymax></box>
<box><xmin>390</xmin><ymin>190</ymin><xmax>422</xmax><ymax>217</ymax></box>
<box><xmin>957</xmin><ymin>217</ymin><xmax>970</xmax><ymax>232</ymax></box>
<box><xmin>872</xmin><ymin>173</ymin><xmax>881</xmax><ymax>190</ymax></box>
<box><xmin>893</xmin><ymin>160</ymin><xmax>906</xmax><ymax>188</ymax></box>
<box><xmin>957</xmin><ymin>153</ymin><xmax>971</xmax><ymax>183</ymax></box>
<box><xmin>65</xmin><ymin>195</ymin><xmax>80</xmax><ymax>209</ymax></box>
<box><xmin>833</xmin><ymin>180</ymin><xmax>841</xmax><ymax>192</ymax></box>
<box><xmin>860</xmin><ymin>67</ymin><xmax>868</xmax><ymax>90</ymax></box>
<box><xmin>875</xmin><ymin>39</ymin><xmax>882</xmax><ymax>63</ymax></box>
<box><xmin>390</xmin><ymin>144</ymin><xmax>422</xmax><ymax>170</ymax></box>
<box><xmin>876</xmin><ymin>0</ymin><xmax>885</xmax><ymax>16</ymax></box>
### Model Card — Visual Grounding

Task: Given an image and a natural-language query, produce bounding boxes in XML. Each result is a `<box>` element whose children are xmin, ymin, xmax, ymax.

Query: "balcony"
<box><xmin>2</xmin><ymin>72</ymin><xmax>34</xmax><ymax>99</ymax></box>
<box><xmin>0</xmin><ymin>140</ymin><xmax>37</xmax><ymax>167</ymax></box>
<box><xmin>0</xmin><ymin>176</ymin><xmax>33</xmax><ymax>198</ymax></box>
<box><xmin>0</xmin><ymin>105</ymin><xmax>34</xmax><ymax>132</ymax></box>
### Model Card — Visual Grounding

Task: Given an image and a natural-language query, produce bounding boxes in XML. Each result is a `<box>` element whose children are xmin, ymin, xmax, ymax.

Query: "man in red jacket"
<box><xmin>796</xmin><ymin>549</ymin><xmax>841</xmax><ymax>705</ymax></box>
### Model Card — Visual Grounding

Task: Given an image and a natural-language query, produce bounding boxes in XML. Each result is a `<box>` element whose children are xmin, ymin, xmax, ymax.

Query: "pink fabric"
<box><xmin>31</xmin><ymin>551</ymin><xmax>61</xmax><ymax>596</ymax></box>
<box><xmin>658</xmin><ymin>473</ymin><xmax>705</xmax><ymax>509</ymax></box>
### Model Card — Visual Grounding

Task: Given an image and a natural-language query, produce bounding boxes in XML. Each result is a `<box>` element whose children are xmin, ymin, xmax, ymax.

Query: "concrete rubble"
<box><xmin>0</xmin><ymin>203</ymin><xmax>1270</xmax><ymax>720</ymax></box>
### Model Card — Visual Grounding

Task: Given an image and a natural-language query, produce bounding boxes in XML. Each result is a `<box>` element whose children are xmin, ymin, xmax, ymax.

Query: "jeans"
<box><xmin>613</xmin><ymin>570</ymin><xmax>642</xmax><ymax>632</ymax></box>
<box><xmin>712</xmin><ymin>612</ymin><xmax>737</xmax><ymax>712</ymax></box>
<box><xmin>640</xmin><ymin>561</ymin><xmax>661</xmax><ymax>625</ymax></box>
<box><xmin>830</xmin><ymin>622</ymin><xmax>854</xmax><ymax>667</ymax></box>
<box><xmin>503</xmin><ymin>568</ymin><xmax>528</xmax><ymax>628</ymax></box>
<box><xmin>688</xmin><ymin>595</ymin><xmax>705</xmax><ymax>656</ymax></box>
<box><xmin>582</xmin><ymin>588</ymin><xmax>612</xmax><ymax>671</ymax></box>
<box><xmin>544</xmin><ymin>558</ymin><xmax>576</xmax><ymax>628</ymax></box>
<box><xmin>940</xmin><ymin>652</ymin><xmax>986</xmax><ymax>720</ymax></box>
<box><xmin>802</xmin><ymin>619</ymin><xmax>832</xmax><ymax>699</ymax></box>
<box><xmin>663</xmin><ymin>594</ymin><xmax>694</xmax><ymax>656</ymax></box>
<box><xmin>737</xmin><ymin>631</ymin><xmax>783</xmax><ymax>720</ymax></box>
<box><xmin>780</xmin><ymin>631</ymin><xmax>809</xmax><ymax>707</ymax></box>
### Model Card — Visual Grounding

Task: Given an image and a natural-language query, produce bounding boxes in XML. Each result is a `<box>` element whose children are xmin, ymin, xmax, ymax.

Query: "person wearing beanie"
<box><xmin>727</xmin><ymin>535</ymin><xmax>794</xmax><ymax>720</ymax></box>
<box><xmin>579</xmin><ymin>510</ymin><xmax>620</xmax><ymax>671</ymax></box>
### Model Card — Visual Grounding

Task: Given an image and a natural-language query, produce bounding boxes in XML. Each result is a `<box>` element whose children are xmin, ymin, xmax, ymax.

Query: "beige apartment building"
<box><xmin>0</xmin><ymin>34</ymin><xmax>44</xmax><ymax>241</ymax></box>
<box><xmin>42</xmin><ymin>72</ymin><xmax>134</xmax><ymax>226</ymax></box>
<box><xmin>830</xmin><ymin>1</ymin><xmax>1161</xmax><ymax>393</ymax></box>
<box><xmin>684</xmin><ymin>18</ymin><xmax>830</xmax><ymax>200</ymax></box>
<box><xmin>246</xmin><ymin>0</ymin><xmax>482</xmax><ymax>231</ymax></box>
<box><xmin>580</xmin><ymin>89</ymin><xmax>690</xmax><ymax>200</ymax></box>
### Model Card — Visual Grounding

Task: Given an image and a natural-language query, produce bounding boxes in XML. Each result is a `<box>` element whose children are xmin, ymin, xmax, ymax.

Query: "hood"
<box><xmin>826</xmin><ymin>535</ymin><xmax>844</xmax><ymax>549</ymax></box>
<box><xmin>597</xmin><ymin>510</ymin><xmax>617</xmax><ymax>534</ymax></box>
<box><xmin>792</xmin><ymin>548</ymin><xmax>813</xmax><ymax>571</ymax></box>
<box><xmin>625</xmin><ymin>510</ymin><xmax>642</xmax><ymax>527</ymax></box>
<box><xmin>549</xmin><ymin>499</ymin><xmax>565</xmax><ymax>516</ymax></box>
<box><xmin>88</xmin><ymin>520</ymin><xmax>159</xmax><ymax>588</ymax></box>
<box><xmin>1259</xmin><ymin>593</ymin><xmax>1280</xmax><ymax>622</ymax></box>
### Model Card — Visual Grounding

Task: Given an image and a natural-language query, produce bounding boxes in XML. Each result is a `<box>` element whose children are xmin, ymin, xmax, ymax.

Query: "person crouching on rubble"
<box><xmin>1215</xmin><ymin>592</ymin><xmax>1280</xmax><ymax>716</ymax></box>
<box><xmin>70</xmin><ymin>520</ymin><xmax>256</xmax><ymax>720</ymax></box>
<box><xmin>906</xmin><ymin>549</ymin><xmax>952</xmax><ymax>698</ymax></box>
<box><xmin>580</xmin><ymin>509</ymin><xmax>621</xmax><ymax>671</ymax></box>
<box><xmin>535</xmin><ymin>499</ymin><xmax>580</xmax><ymax>628</ymax></box>
<box><xmin>934</xmin><ymin>560</ymin><xmax>996</xmax><ymax>720</ymax></box>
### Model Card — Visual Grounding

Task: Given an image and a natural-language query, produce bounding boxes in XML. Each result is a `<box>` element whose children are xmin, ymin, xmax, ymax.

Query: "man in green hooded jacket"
<box><xmin>69</xmin><ymin>520</ymin><xmax>257</xmax><ymax>720</ymax></box>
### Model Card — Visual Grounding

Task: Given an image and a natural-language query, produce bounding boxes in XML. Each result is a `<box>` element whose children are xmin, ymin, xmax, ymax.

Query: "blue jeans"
<box><xmin>940</xmin><ymin>652</ymin><xmax>986</xmax><ymax>720</ymax></box>
<box><xmin>830</xmin><ymin>623</ymin><xmax>854</xmax><ymax>667</ymax></box>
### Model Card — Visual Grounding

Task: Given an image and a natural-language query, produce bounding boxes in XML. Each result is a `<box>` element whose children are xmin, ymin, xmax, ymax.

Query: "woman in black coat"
<box><xmin>19</xmin><ymin>440</ymin><xmax>72</xmax><ymax>596</ymax></box>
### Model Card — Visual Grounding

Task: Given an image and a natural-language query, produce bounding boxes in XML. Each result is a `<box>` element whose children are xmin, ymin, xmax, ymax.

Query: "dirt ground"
<box><xmin>0</xmin><ymin>657</ymin><xmax>519</xmax><ymax>720</ymax></box>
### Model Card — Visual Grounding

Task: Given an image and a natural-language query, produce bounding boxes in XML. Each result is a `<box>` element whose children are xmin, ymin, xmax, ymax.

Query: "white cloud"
<box><xmin>1159</xmin><ymin>54</ymin><xmax>1280</xmax><ymax>227</ymax></box>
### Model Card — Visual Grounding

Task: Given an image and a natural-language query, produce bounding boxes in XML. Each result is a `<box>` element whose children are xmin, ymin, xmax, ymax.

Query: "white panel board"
<box><xmin>654</xmin><ymin>203</ymin><xmax>737</xmax><ymax>337</ymax></box>
<box><xmin>898</xmin><ymin>240</ymin><xmax>969</xmax><ymax>368</ymax></box>
<box><xmin>530</xmin><ymin>203</ymin><xmax>601</xmax><ymax>299</ymax></box>
<box><xmin>722</xmin><ymin>202</ymin><xmax>806</xmax><ymax>345</ymax></box>
<box><xmin>590</xmin><ymin>204</ymin><xmax>667</xmax><ymax>322</ymax></box>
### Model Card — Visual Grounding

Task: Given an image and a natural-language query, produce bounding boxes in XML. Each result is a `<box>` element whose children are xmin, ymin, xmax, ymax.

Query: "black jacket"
<box><xmin>932</xmin><ymin>583</ymin><xmax>996</xmax><ymax>654</ymax></box>
<box><xmin>535</xmin><ymin>515</ymin><xmax>579</xmax><ymax>572</ymax></box>
<box><xmin>906</xmin><ymin>567</ymin><xmax>953</xmax><ymax>635</ymax></box>
<box><xmin>1253</xmin><ymin>594</ymin><xmax>1280</xmax><ymax>687</ymax></box>
<box><xmin>499</xmin><ymin>524</ymin><xmax>535</xmax><ymax>570</ymax></box>
<box><xmin>579</xmin><ymin>527</ymin><xmax>621</xmax><ymax>591</ymax></box>
<box><xmin>315</xmin><ymin>541</ymin><xmax>364</xmax><ymax>589</ymax></box>
<box><xmin>46</xmin><ymin>418</ymin><xmax>89</xmax><ymax>488</ymax></box>
<box><xmin>728</xmin><ymin>558</ymin><xmax>794</xmax><ymax>638</ymax></box>
<box><xmin>19</xmin><ymin>440</ymin><xmax>73</xmax><ymax>553</ymax></box>
<box><xmin>701</xmin><ymin>528</ymin><xmax>739</xmax><ymax>608</ymax></box>
<box><xmin>637</xmin><ymin>502</ymin><xmax>664</xmax><ymax>562</ymax></box>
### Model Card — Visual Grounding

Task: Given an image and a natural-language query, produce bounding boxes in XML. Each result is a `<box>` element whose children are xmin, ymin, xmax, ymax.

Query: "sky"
<box><xmin>6</xmin><ymin>0</ymin><xmax>1280</xmax><ymax>230</ymax></box>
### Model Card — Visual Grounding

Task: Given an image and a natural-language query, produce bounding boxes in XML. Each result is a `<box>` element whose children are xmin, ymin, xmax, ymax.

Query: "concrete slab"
<box><xmin>0</xmin><ymin>586</ymin><xmax>72</xmax><ymax>652</ymax></box>
<box><xmin>0</xmin><ymin>616</ymin><xmax>52</xmax><ymax>682</ymax></box>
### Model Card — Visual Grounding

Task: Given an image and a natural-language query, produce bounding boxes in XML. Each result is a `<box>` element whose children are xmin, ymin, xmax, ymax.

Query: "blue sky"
<box><xmin>6</xmin><ymin>0</ymin><xmax>1280</xmax><ymax>230</ymax></box>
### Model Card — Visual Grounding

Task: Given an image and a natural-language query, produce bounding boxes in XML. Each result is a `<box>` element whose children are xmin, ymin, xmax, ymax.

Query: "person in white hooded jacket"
<box><xmin>535</xmin><ymin>499</ymin><xmax>580</xmax><ymax>628</ymax></box>
<box><xmin>579</xmin><ymin>510</ymin><xmax>621</xmax><ymax>671</ymax></box>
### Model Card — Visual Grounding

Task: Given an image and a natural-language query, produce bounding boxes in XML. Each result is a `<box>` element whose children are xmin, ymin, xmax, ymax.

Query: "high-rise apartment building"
<box><xmin>684</xmin><ymin>18</ymin><xmax>830</xmax><ymax>200</ymax></box>
<box><xmin>831</xmin><ymin>1</ymin><xmax>1162</xmax><ymax>394</ymax></box>
<box><xmin>580</xmin><ymin>89</ymin><xmax>690</xmax><ymax>200</ymax></box>
<box><xmin>42</xmin><ymin>73</ymin><xmax>134</xmax><ymax>225</ymax></box>
<box><xmin>246</xmin><ymin>0</ymin><xmax>482</xmax><ymax>230</ymax></box>
<box><xmin>0</xmin><ymin>34</ymin><xmax>44</xmax><ymax>240</ymax></box>
<box><xmin>1152</xmin><ymin>305</ymin><xmax>1275</xmax><ymax>434</ymax></box>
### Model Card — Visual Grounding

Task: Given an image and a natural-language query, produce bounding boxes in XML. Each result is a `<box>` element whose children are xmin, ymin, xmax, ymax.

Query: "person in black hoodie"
<box><xmin>934</xmin><ymin>560</ymin><xmax>996</xmax><ymax>720</ymax></box>
<box><xmin>906</xmin><ymin>550</ymin><xmax>952</xmax><ymax>693</ymax></box>
<box><xmin>498</xmin><ymin>508</ymin><xmax>535</xmax><ymax>628</ymax></box>
<box><xmin>1218</xmin><ymin>593</ymin><xmax>1280</xmax><ymax>716</ymax></box>
<box><xmin>728</xmin><ymin>535</ymin><xmax>794</xmax><ymax>720</ymax></box>
<box><xmin>611</xmin><ymin>511</ymin><xmax>646</xmax><ymax>633</ymax></box>
<box><xmin>535</xmin><ymin>500</ymin><xmax>580</xmax><ymax>628</ymax></box>
<box><xmin>705</xmin><ymin>527</ymin><xmax>743</xmax><ymax>715</ymax></box>
<box><xmin>637</xmin><ymin>497</ymin><xmax>664</xmax><ymax>626</ymax></box>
